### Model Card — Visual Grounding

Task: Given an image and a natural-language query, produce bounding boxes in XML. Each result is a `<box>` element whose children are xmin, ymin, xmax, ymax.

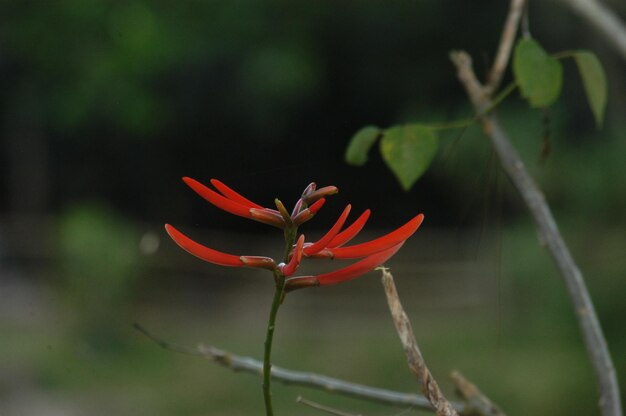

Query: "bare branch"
<box><xmin>450</xmin><ymin>371</ymin><xmax>506</xmax><ymax>416</ymax></box>
<box><xmin>137</xmin><ymin>323</ymin><xmax>507</xmax><ymax>415</ymax></box>
<box><xmin>449</xmin><ymin>50</ymin><xmax>622</xmax><ymax>416</ymax></box>
<box><xmin>554</xmin><ymin>0</ymin><xmax>626</xmax><ymax>64</ymax></box>
<box><xmin>380</xmin><ymin>268</ymin><xmax>459</xmax><ymax>416</ymax></box>
<box><xmin>196</xmin><ymin>343</ymin><xmax>466</xmax><ymax>412</ymax></box>
<box><xmin>485</xmin><ymin>0</ymin><xmax>527</xmax><ymax>93</ymax></box>
<box><xmin>133</xmin><ymin>323</ymin><xmax>449</xmax><ymax>411</ymax></box>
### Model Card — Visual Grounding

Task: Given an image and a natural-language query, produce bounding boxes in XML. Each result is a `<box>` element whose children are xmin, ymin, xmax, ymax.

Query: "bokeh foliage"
<box><xmin>0</xmin><ymin>1</ymin><xmax>624</xmax><ymax>415</ymax></box>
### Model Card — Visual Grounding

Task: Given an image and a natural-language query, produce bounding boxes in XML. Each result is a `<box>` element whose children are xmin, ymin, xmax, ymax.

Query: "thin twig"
<box><xmin>485</xmin><ymin>0</ymin><xmax>526</xmax><ymax>94</ymax></box>
<box><xmin>196</xmin><ymin>343</ymin><xmax>466</xmax><ymax>413</ymax></box>
<box><xmin>380</xmin><ymin>268</ymin><xmax>459</xmax><ymax>416</ymax></box>
<box><xmin>449</xmin><ymin>50</ymin><xmax>622</xmax><ymax>416</ymax></box>
<box><xmin>134</xmin><ymin>322</ymin><xmax>465</xmax><ymax>412</ymax></box>
<box><xmin>296</xmin><ymin>396</ymin><xmax>363</xmax><ymax>416</ymax></box>
<box><xmin>132</xmin><ymin>323</ymin><xmax>203</xmax><ymax>356</ymax></box>
<box><xmin>137</xmin><ymin>323</ymin><xmax>510</xmax><ymax>415</ymax></box>
<box><xmin>554</xmin><ymin>0</ymin><xmax>626</xmax><ymax>64</ymax></box>
<box><xmin>450</xmin><ymin>371</ymin><xmax>506</xmax><ymax>416</ymax></box>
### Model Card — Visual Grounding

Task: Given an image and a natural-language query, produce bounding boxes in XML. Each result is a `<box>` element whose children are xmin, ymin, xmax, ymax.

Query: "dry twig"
<box><xmin>135</xmin><ymin>322</ymin><xmax>468</xmax><ymax>412</ymax></box>
<box><xmin>136</xmin><ymin>323</ymin><xmax>504</xmax><ymax>415</ymax></box>
<box><xmin>196</xmin><ymin>343</ymin><xmax>465</xmax><ymax>412</ymax></box>
<box><xmin>485</xmin><ymin>0</ymin><xmax>526</xmax><ymax>94</ymax></box>
<box><xmin>380</xmin><ymin>268</ymin><xmax>459</xmax><ymax>416</ymax></box>
<box><xmin>450</xmin><ymin>371</ymin><xmax>506</xmax><ymax>416</ymax></box>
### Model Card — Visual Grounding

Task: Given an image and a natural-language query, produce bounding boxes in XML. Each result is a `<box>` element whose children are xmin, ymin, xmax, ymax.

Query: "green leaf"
<box><xmin>379</xmin><ymin>124</ymin><xmax>438</xmax><ymax>191</ymax></box>
<box><xmin>513</xmin><ymin>38</ymin><xmax>563</xmax><ymax>108</ymax></box>
<box><xmin>573</xmin><ymin>51</ymin><xmax>607</xmax><ymax>128</ymax></box>
<box><xmin>345</xmin><ymin>125</ymin><xmax>382</xmax><ymax>166</ymax></box>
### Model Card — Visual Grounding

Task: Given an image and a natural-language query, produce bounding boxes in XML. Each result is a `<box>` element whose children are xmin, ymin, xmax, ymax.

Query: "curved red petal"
<box><xmin>327</xmin><ymin>209</ymin><xmax>371</xmax><ymax>248</ymax></box>
<box><xmin>316</xmin><ymin>242</ymin><xmax>404</xmax><ymax>285</ymax></box>
<box><xmin>183</xmin><ymin>177</ymin><xmax>251</xmax><ymax>218</ymax></box>
<box><xmin>165</xmin><ymin>224</ymin><xmax>243</xmax><ymax>267</ymax></box>
<box><xmin>303</xmin><ymin>205</ymin><xmax>352</xmax><ymax>256</ymax></box>
<box><xmin>308</xmin><ymin>198</ymin><xmax>326</xmax><ymax>214</ymax></box>
<box><xmin>293</xmin><ymin>198</ymin><xmax>326</xmax><ymax>226</ymax></box>
<box><xmin>281</xmin><ymin>234</ymin><xmax>305</xmax><ymax>277</ymax></box>
<box><xmin>329</xmin><ymin>214</ymin><xmax>423</xmax><ymax>259</ymax></box>
<box><xmin>210</xmin><ymin>179</ymin><xmax>263</xmax><ymax>209</ymax></box>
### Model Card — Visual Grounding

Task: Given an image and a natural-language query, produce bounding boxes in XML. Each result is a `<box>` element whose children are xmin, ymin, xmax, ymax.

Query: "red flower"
<box><xmin>165</xmin><ymin>178</ymin><xmax>423</xmax><ymax>288</ymax></box>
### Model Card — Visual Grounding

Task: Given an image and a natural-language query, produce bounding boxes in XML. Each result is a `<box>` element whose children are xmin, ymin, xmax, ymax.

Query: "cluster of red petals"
<box><xmin>165</xmin><ymin>178</ymin><xmax>423</xmax><ymax>291</ymax></box>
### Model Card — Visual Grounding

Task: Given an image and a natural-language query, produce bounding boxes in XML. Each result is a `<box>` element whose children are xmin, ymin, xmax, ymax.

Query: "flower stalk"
<box><xmin>165</xmin><ymin>177</ymin><xmax>424</xmax><ymax>415</ymax></box>
<box><xmin>263</xmin><ymin>270</ymin><xmax>286</xmax><ymax>416</ymax></box>
<box><xmin>262</xmin><ymin>224</ymin><xmax>297</xmax><ymax>416</ymax></box>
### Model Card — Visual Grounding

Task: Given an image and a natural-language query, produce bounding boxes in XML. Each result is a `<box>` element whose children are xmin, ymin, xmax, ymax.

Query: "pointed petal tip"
<box><xmin>281</xmin><ymin>234</ymin><xmax>306</xmax><ymax>277</ymax></box>
<box><xmin>164</xmin><ymin>224</ymin><xmax>244</xmax><ymax>267</ymax></box>
<box><xmin>303</xmin><ymin>204</ymin><xmax>352</xmax><ymax>256</ymax></box>
<box><xmin>327</xmin><ymin>208</ymin><xmax>371</xmax><ymax>248</ymax></box>
<box><xmin>164</xmin><ymin>223</ymin><xmax>177</xmax><ymax>236</ymax></box>
<box><xmin>327</xmin><ymin>212</ymin><xmax>423</xmax><ymax>259</ymax></box>
<box><xmin>316</xmin><ymin>242</ymin><xmax>404</xmax><ymax>286</ymax></box>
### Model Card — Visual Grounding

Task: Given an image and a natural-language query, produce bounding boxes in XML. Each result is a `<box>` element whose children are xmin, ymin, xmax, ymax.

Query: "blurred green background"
<box><xmin>1</xmin><ymin>1</ymin><xmax>625</xmax><ymax>415</ymax></box>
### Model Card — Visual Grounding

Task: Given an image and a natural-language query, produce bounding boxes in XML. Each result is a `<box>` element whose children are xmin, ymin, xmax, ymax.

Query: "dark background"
<box><xmin>1</xmin><ymin>1</ymin><xmax>625</xmax><ymax>415</ymax></box>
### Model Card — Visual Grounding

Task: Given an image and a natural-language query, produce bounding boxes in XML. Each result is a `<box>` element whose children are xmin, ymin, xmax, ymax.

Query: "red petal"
<box><xmin>183</xmin><ymin>177</ymin><xmax>251</xmax><ymax>218</ymax></box>
<box><xmin>329</xmin><ymin>214</ymin><xmax>423</xmax><ymax>259</ymax></box>
<box><xmin>210</xmin><ymin>179</ymin><xmax>263</xmax><ymax>209</ymax></box>
<box><xmin>316</xmin><ymin>242</ymin><xmax>404</xmax><ymax>285</ymax></box>
<box><xmin>293</xmin><ymin>198</ymin><xmax>326</xmax><ymax>226</ymax></box>
<box><xmin>281</xmin><ymin>234</ymin><xmax>305</xmax><ymax>277</ymax></box>
<box><xmin>327</xmin><ymin>209</ymin><xmax>371</xmax><ymax>248</ymax></box>
<box><xmin>308</xmin><ymin>198</ymin><xmax>326</xmax><ymax>214</ymax></box>
<box><xmin>303</xmin><ymin>205</ymin><xmax>352</xmax><ymax>256</ymax></box>
<box><xmin>165</xmin><ymin>224</ymin><xmax>243</xmax><ymax>267</ymax></box>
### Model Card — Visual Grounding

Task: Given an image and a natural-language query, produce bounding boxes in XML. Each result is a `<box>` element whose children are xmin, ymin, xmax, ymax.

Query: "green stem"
<box><xmin>262</xmin><ymin>227</ymin><xmax>297</xmax><ymax>416</ymax></box>
<box><xmin>552</xmin><ymin>50</ymin><xmax>578</xmax><ymax>60</ymax></box>
<box><xmin>488</xmin><ymin>81</ymin><xmax>517</xmax><ymax>110</ymax></box>
<box><xmin>262</xmin><ymin>271</ymin><xmax>285</xmax><ymax>416</ymax></box>
<box><xmin>427</xmin><ymin>117</ymin><xmax>476</xmax><ymax>131</ymax></box>
<box><xmin>426</xmin><ymin>81</ymin><xmax>518</xmax><ymax>131</ymax></box>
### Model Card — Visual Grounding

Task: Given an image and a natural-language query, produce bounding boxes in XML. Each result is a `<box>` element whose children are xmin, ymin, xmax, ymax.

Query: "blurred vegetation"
<box><xmin>58</xmin><ymin>203</ymin><xmax>139</xmax><ymax>352</ymax></box>
<box><xmin>0</xmin><ymin>0</ymin><xmax>624</xmax><ymax>415</ymax></box>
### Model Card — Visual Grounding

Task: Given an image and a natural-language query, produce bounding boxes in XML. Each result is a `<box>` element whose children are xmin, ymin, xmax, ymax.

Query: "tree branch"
<box><xmin>136</xmin><ymin>323</ymin><xmax>506</xmax><ymax>416</ymax></box>
<box><xmin>449</xmin><ymin>50</ymin><xmax>622</xmax><ymax>416</ymax></box>
<box><xmin>196</xmin><ymin>343</ymin><xmax>463</xmax><ymax>412</ymax></box>
<box><xmin>380</xmin><ymin>268</ymin><xmax>459</xmax><ymax>416</ymax></box>
<box><xmin>450</xmin><ymin>371</ymin><xmax>506</xmax><ymax>416</ymax></box>
<box><xmin>554</xmin><ymin>0</ymin><xmax>626</xmax><ymax>64</ymax></box>
<box><xmin>133</xmin><ymin>322</ymin><xmax>447</xmax><ymax>411</ymax></box>
<box><xmin>485</xmin><ymin>0</ymin><xmax>526</xmax><ymax>94</ymax></box>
